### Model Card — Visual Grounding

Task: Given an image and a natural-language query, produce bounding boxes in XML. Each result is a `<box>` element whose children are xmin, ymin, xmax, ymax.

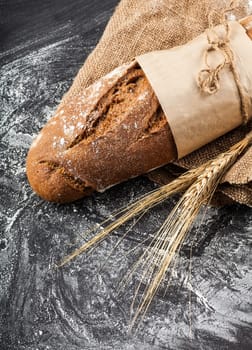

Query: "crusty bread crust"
<box><xmin>26</xmin><ymin>61</ymin><xmax>177</xmax><ymax>203</ymax></box>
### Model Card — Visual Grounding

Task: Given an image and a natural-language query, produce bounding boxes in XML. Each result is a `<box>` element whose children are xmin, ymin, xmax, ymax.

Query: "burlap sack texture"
<box><xmin>62</xmin><ymin>0</ymin><xmax>252</xmax><ymax>206</ymax></box>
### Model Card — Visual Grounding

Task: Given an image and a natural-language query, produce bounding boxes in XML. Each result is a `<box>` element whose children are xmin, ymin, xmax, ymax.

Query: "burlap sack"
<box><xmin>62</xmin><ymin>0</ymin><xmax>252</xmax><ymax>206</ymax></box>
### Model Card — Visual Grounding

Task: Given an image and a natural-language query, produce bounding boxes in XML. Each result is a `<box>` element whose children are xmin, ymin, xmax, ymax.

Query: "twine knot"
<box><xmin>198</xmin><ymin>25</ymin><xmax>232</xmax><ymax>95</ymax></box>
<box><xmin>197</xmin><ymin>4</ymin><xmax>250</xmax><ymax>124</ymax></box>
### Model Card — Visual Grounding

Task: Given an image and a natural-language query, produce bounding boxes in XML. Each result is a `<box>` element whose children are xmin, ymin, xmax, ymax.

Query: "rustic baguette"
<box><xmin>26</xmin><ymin>17</ymin><xmax>252</xmax><ymax>203</ymax></box>
<box><xmin>26</xmin><ymin>61</ymin><xmax>177</xmax><ymax>202</ymax></box>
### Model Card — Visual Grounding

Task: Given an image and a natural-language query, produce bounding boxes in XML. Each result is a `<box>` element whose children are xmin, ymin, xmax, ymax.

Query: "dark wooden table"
<box><xmin>1</xmin><ymin>1</ymin><xmax>252</xmax><ymax>349</ymax></box>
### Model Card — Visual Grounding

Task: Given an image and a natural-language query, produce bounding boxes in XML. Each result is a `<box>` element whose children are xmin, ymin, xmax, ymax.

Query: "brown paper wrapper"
<box><xmin>136</xmin><ymin>21</ymin><xmax>252</xmax><ymax>158</ymax></box>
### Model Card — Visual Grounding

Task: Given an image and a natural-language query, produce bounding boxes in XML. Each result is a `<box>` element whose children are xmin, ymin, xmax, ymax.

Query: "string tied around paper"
<box><xmin>197</xmin><ymin>2</ymin><xmax>250</xmax><ymax>124</ymax></box>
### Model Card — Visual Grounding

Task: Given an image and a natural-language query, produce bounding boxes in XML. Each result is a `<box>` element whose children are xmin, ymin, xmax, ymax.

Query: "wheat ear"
<box><xmin>129</xmin><ymin>131</ymin><xmax>252</xmax><ymax>327</ymax></box>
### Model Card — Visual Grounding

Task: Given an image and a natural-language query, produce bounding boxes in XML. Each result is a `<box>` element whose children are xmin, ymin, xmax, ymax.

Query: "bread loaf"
<box><xmin>26</xmin><ymin>61</ymin><xmax>177</xmax><ymax>202</ymax></box>
<box><xmin>26</xmin><ymin>16</ymin><xmax>252</xmax><ymax>203</ymax></box>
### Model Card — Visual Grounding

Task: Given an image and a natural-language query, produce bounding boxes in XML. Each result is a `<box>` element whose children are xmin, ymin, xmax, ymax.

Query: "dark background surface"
<box><xmin>0</xmin><ymin>1</ymin><xmax>252</xmax><ymax>349</ymax></box>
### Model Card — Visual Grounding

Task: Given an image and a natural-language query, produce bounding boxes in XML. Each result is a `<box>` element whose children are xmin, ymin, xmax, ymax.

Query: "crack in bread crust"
<box><xmin>67</xmin><ymin>68</ymin><xmax>145</xmax><ymax>149</ymax></box>
<box><xmin>39</xmin><ymin>161</ymin><xmax>94</xmax><ymax>194</ymax></box>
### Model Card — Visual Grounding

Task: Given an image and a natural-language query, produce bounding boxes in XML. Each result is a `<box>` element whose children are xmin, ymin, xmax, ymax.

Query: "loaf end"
<box><xmin>26</xmin><ymin>152</ymin><xmax>94</xmax><ymax>203</ymax></box>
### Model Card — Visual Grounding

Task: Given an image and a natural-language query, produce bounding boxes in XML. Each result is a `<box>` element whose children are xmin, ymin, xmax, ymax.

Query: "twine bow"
<box><xmin>198</xmin><ymin>4</ymin><xmax>250</xmax><ymax>124</ymax></box>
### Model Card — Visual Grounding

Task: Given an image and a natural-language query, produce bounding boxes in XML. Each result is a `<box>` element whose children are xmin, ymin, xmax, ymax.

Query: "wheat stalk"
<box><xmin>57</xmin><ymin>160</ymin><xmax>218</xmax><ymax>267</ymax></box>
<box><xmin>57</xmin><ymin>131</ymin><xmax>251</xmax><ymax>327</ymax></box>
<box><xmin>129</xmin><ymin>130</ymin><xmax>252</xmax><ymax>328</ymax></box>
<box><xmin>57</xmin><ymin>131</ymin><xmax>251</xmax><ymax>330</ymax></box>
